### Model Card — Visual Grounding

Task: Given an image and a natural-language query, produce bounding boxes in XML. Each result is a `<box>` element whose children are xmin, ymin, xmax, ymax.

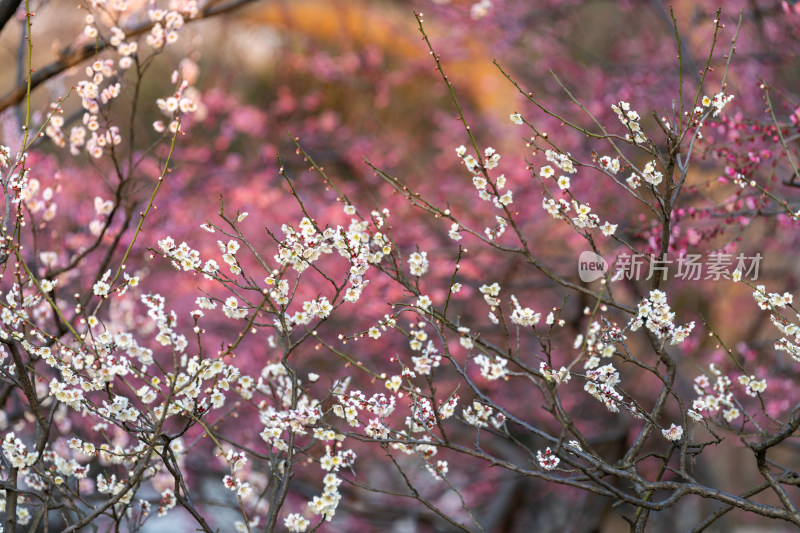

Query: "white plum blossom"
<box><xmin>285</xmin><ymin>514</ymin><xmax>309</xmax><ymax>532</ymax></box>
<box><xmin>641</xmin><ymin>160</ymin><xmax>663</xmax><ymax>186</ymax></box>
<box><xmin>470</xmin><ymin>0</ymin><xmax>493</xmax><ymax>19</ymax></box>
<box><xmin>473</xmin><ymin>354</ymin><xmax>508</xmax><ymax>380</ymax></box>
<box><xmin>601</xmin><ymin>222</ymin><xmax>617</xmax><ymax>236</ymax></box>
<box><xmin>584</xmin><ymin>364</ymin><xmax>623</xmax><ymax>412</ymax></box>
<box><xmin>599</xmin><ymin>155</ymin><xmax>620</xmax><ymax>174</ymax></box>
<box><xmin>408</xmin><ymin>251</ymin><xmax>429</xmax><ymax>276</ymax></box>
<box><xmin>510</xmin><ymin>295</ymin><xmax>540</xmax><ymax>327</ymax></box>
<box><xmin>612</xmin><ymin>100</ymin><xmax>647</xmax><ymax>144</ymax></box>
<box><xmin>536</xmin><ymin>447</ymin><xmax>560</xmax><ymax>470</ymax></box>
<box><xmin>448</xmin><ymin>223</ymin><xmax>462</xmax><ymax>241</ymax></box>
<box><xmin>540</xmin><ymin>362</ymin><xmax>570</xmax><ymax>384</ymax></box>
<box><xmin>710</xmin><ymin>92</ymin><xmax>734</xmax><ymax>117</ymax></box>
<box><xmin>662</xmin><ymin>424</ymin><xmax>683</xmax><ymax>441</ymax></box>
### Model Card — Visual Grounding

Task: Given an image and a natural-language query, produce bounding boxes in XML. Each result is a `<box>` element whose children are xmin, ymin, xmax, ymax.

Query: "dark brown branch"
<box><xmin>0</xmin><ymin>0</ymin><xmax>21</xmax><ymax>35</ymax></box>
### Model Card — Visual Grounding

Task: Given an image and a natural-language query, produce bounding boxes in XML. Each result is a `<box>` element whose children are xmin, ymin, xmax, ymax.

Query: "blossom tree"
<box><xmin>2</xmin><ymin>1</ymin><xmax>800</xmax><ymax>532</ymax></box>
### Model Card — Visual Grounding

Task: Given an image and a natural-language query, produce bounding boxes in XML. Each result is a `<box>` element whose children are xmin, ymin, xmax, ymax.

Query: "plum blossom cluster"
<box><xmin>612</xmin><ymin>100</ymin><xmax>647</xmax><ymax>144</ymax></box>
<box><xmin>285</xmin><ymin>513</ymin><xmax>311</xmax><ymax>533</ymax></box>
<box><xmin>542</xmin><ymin>196</ymin><xmax>572</xmax><ymax>219</ymax></box>
<box><xmin>408</xmin><ymin>392</ymin><xmax>457</xmax><ymax>432</ymax></box>
<box><xmin>462</xmin><ymin>400</ymin><xmax>505</xmax><ymax>429</ymax></box>
<box><xmin>45</xmin><ymin>58</ymin><xmax>122</xmax><ymax>157</ymax></box>
<box><xmin>753</xmin><ymin>285</ymin><xmax>793</xmax><ymax>310</ymax></box>
<box><xmin>539</xmin><ymin>163</ymin><xmax>574</xmax><ymax>193</ymax></box>
<box><xmin>627</xmin><ymin>160</ymin><xmax>664</xmax><ymax>189</ymax></box>
<box><xmin>222</xmin><ymin>473</ymin><xmax>252</xmax><ymax>498</ymax></box>
<box><xmin>411</xmin><ymin>340</ymin><xmax>442</xmax><ymax>375</ymax></box>
<box><xmin>154</xmin><ymin>71</ymin><xmax>200</xmax><ymax>133</ymax></box>
<box><xmin>457</xmin><ymin>325</ymin><xmax>475</xmax><ymax>350</ymax></box>
<box><xmin>692</xmin><ymin>365</ymin><xmax>741</xmax><ymax>423</ymax></box>
<box><xmin>218</xmin><ymin>238</ymin><xmax>241</xmax><ymax>274</ymax></box>
<box><xmin>275</xmin><ymin>214</ymin><xmax>390</xmax><ymax>306</ymax></box>
<box><xmin>484</xmin><ymin>213</ymin><xmax>509</xmax><ymax>240</ymax></box>
<box><xmin>738</xmin><ymin>375</ymin><xmax>768</xmax><ymax>397</ymax></box>
<box><xmin>259</xmin><ymin>366</ymin><xmax>321</xmax><ymax>443</ymax></box>
<box><xmin>583</xmin><ymin>364</ymin><xmax>624</xmax><ymax>413</ymax></box>
<box><xmin>570</xmin><ymin>201</ymin><xmax>599</xmax><ymax>230</ymax></box>
<box><xmin>407</xmin><ymin>321</ymin><xmax>430</xmax><ymax>352</ymax></box>
<box><xmin>509</xmin><ymin>294</ymin><xmax>541</xmax><ymax>326</ymax></box>
<box><xmin>579</xmin><ymin>320</ymin><xmax>623</xmax><ymax>370</ymax></box>
<box><xmin>456</xmin><ymin>144</ymin><xmax>500</xmax><ymax>173</ymax></box>
<box><xmin>544</xmin><ymin>149</ymin><xmax>578</xmax><ymax>175</ymax></box>
<box><xmin>46</xmin><ymin>2</ymin><xmax>201</xmax><ymax>157</ymax></box>
<box><xmin>598</xmin><ymin>155</ymin><xmax>621</xmax><ymax>174</ymax></box>
<box><xmin>289</xmin><ymin>296</ymin><xmax>333</xmax><ymax>326</ymax></box>
<box><xmin>222</xmin><ymin>296</ymin><xmax>248</xmax><ymax>320</ymax></box>
<box><xmin>540</xmin><ymin>362</ymin><xmax>570</xmax><ymax>384</ymax></box>
<box><xmin>706</xmin><ymin>92</ymin><xmax>735</xmax><ymax>117</ymax></box>
<box><xmin>473</xmin><ymin>353</ymin><xmax>509</xmax><ymax>380</ymax></box>
<box><xmin>145</xmin><ymin>4</ymin><xmax>197</xmax><ymax>49</ymax></box>
<box><xmin>408</xmin><ymin>395</ymin><xmax>439</xmax><ymax>431</ymax></box>
<box><xmin>479</xmin><ymin>281</ymin><xmax>501</xmax><ymax>308</ymax></box>
<box><xmin>536</xmin><ymin>447</ymin><xmax>560</xmax><ymax>470</ymax></box>
<box><xmin>343</xmin><ymin>385</ymin><xmax>458</xmax><ymax>481</ymax></box>
<box><xmin>157</xmin><ymin>236</ymin><xmax>205</xmax><ymax>272</ymax></box>
<box><xmin>752</xmin><ymin>286</ymin><xmax>800</xmax><ymax>362</ymax></box>
<box><xmin>425</xmin><ymin>458</ymin><xmax>449</xmax><ymax>480</ymax></box>
<box><xmin>539</xmin><ymin>170</ymin><xmax>616</xmax><ymax>235</ymax></box>
<box><xmin>408</xmin><ymin>250</ymin><xmax>429</xmax><ymax>276</ymax></box>
<box><xmin>2</xmin><ymin>432</ymin><xmax>37</xmax><ymax>469</ymax></box>
<box><xmin>86</xmin><ymin>195</ymin><xmax>114</xmax><ymax>236</ymax></box>
<box><xmin>630</xmin><ymin>289</ymin><xmax>695</xmax><ymax>345</ymax></box>
<box><xmin>457</xmin><ymin>145</ymin><xmax>514</xmax><ymax>209</ymax></box>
